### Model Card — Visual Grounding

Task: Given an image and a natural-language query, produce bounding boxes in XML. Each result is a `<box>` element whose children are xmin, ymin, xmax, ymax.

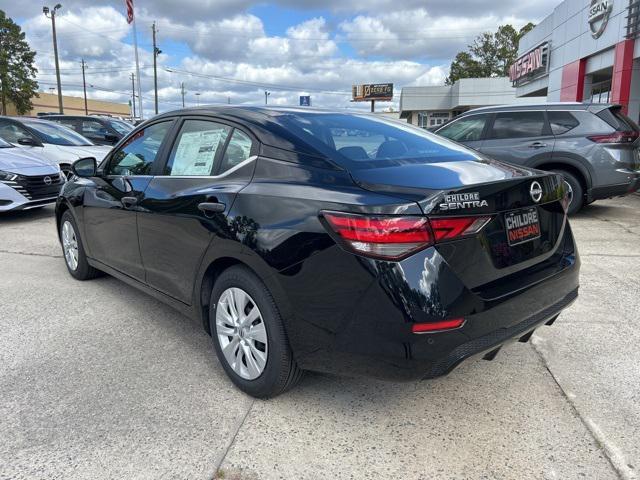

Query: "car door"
<box><xmin>479</xmin><ymin>111</ymin><xmax>555</xmax><ymax>166</ymax></box>
<box><xmin>137</xmin><ymin>117</ymin><xmax>257</xmax><ymax>303</ymax></box>
<box><xmin>82</xmin><ymin>120</ymin><xmax>175</xmax><ymax>280</ymax></box>
<box><xmin>434</xmin><ymin>113</ymin><xmax>490</xmax><ymax>151</ymax></box>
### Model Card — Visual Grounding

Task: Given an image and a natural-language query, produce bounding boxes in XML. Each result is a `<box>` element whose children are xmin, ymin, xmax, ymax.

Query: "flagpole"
<box><xmin>131</xmin><ymin>7</ymin><xmax>143</xmax><ymax>120</ymax></box>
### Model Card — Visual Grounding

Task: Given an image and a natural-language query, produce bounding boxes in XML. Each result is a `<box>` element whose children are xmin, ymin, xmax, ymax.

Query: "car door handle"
<box><xmin>198</xmin><ymin>202</ymin><xmax>226</xmax><ymax>214</ymax></box>
<box><xmin>121</xmin><ymin>196</ymin><xmax>138</xmax><ymax>208</ymax></box>
<box><xmin>528</xmin><ymin>142</ymin><xmax>547</xmax><ymax>148</ymax></box>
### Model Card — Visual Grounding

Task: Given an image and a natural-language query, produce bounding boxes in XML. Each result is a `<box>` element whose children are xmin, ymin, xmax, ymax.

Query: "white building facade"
<box><xmin>399</xmin><ymin>77</ymin><xmax>544</xmax><ymax>128</ymax></box>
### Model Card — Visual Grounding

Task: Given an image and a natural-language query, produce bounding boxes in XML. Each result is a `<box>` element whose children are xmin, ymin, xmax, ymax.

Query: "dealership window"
<box><xmin>591</xmin><ymin>81</ymin><xmax>612</xmax><ymax>104</ymax></box>
<box><xmin>429</xmin><ymin>112</ymin><xmax>450</xmax><ymax>127</ymax></box>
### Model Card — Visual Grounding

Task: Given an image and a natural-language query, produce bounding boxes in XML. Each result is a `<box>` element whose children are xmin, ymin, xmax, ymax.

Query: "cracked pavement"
<box><xmin>1</xmin><ymin>195</ymin><xmax>639</xmax><ymax>480</ymax></box>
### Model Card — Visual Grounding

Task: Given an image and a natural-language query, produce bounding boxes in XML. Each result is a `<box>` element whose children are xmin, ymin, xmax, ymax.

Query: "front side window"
<box><xmin>108</xmin><ymin>121</ymin><xmax>172</xmax><ymax>176</ymax></box>
<box><xmin>437</xmin><ymin>115</ymin><xmax>488</xmax><ymax>142</ymax></box>
<box><xmin>164</xmin><ymin>120</ymin><xmax>231</xmax><ymax>176</ymax></box>
<box><xmin>488</xmin><ymin>112</ymin><xmax>546</xmax><ymax>139</ymax></box>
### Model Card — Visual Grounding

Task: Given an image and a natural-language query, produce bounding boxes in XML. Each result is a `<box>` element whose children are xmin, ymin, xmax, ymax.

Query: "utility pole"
<box><xmin>80</xmin><ymin>59</ymin><xmax>88</xmax><ymax>115</ymax></box>
<box><xmin>130</xmin><ymin>73</ymin><xmax>136</xmax><ymax>120</ymax></box>
<box><xmin>43</xmin><ymin>4</ymin><xmax>63</xmax><ymax>114</ymax></box>
<box><xmin>264</xmin><ymin>90</ymin><xmax>270</xmax><ymax>105</ymax></box>
<box><xmin>180</xmin><ymin>82</ymin><xmax>186</xmax><ymax>107</ymax></box>
<box><xmin>151</xmin><ymin>22</ymin><xmax>161</xmax><ymax>115</ymax></box>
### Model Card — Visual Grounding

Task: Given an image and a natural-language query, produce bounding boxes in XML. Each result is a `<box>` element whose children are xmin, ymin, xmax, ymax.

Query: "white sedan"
<box><xmin>0</xmin><ymin>117</ymin><xmax>112</xmax><ymax>178</ymax></box>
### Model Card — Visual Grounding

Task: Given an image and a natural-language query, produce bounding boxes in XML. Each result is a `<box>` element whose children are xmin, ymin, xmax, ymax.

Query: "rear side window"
<box><xmin>437</xmin><ymin>115</ymin><xmax>488</xmax><ymax>142</ymax></box>
<box><xmin>597</xmin><ymin>107</ymin><xmax>640</xmax><ymax>132</ymax></box>
<box><xmin>548</xmin><ymin>111</ymin><xmax>580</xmax><ymax>135</ymax></box>
<box><xmin>488</xmin><ymin>112</ymin><xmax>546</xmax><ymax>139</ymax></box>
<box><xmin>219</xmin><ymin>129</ymin><xmax>253</xmax><ymax>173</ymax></box>
<box><xmin>164</xmin><ymin>120</ymin><xmax>231</xmax><ymax>176</ymax></box>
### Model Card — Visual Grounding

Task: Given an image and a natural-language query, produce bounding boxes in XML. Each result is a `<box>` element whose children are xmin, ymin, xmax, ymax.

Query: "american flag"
<box><xmin>125</xmin><ymin>0</ymin><xmax>134</xmax><ymax>24</ymax></box>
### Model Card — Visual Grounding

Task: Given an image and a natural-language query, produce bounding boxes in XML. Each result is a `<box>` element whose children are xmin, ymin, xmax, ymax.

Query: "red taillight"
<box><xmin>321</xmin><ymin>212</ymin><xmax>491</xmax><ymax>260</ymax></box>
<box><xmin>322</xmin><ymin>212</ymin><xmax>432</xmax><ymax>260</ymax></box>
<box><xmin>412</xmin><ymin>317</ymin><xmax>465</xmax><ymax>333</ymax></box>
<box><xmin>587</xmin><ymin>131</ymin><xmax>639</xmax><ymax>144</ymax></box>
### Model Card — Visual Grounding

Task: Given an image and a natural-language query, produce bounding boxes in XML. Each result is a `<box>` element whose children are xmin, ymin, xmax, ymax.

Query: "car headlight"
<box><xmin>0</xmin><ymin>170</ymin><xmax>18</xmax><ymax>181</ymax></box>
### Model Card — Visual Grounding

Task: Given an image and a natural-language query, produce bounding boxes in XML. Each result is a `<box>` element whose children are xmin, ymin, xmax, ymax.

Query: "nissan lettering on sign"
<box><xmin>352</xmin><ymin>83</ymin><xmax>394</xmax><ymax>102</ymax></box>
<box><xmin>509</xmin><ymin>42</ymin><xmax>550</xmax><ymax>87</ymax></box>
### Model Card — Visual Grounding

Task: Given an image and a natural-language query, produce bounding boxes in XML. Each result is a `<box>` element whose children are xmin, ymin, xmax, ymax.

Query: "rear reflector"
<box><xmin>430</xmin><ymin>216</ymin><xmax>492</xmax><ymax>242</ymax></box>
<box><xmin>587</xmin><ymin>131</ymin><xmax>639</xmax><ymax>144</ymax></box>
<box><xmin>412</xmin><ymin>318</ymin><xmax>465</xmax><ymax>333</ymax></box>
<box><xmin>321</xmin><ymin>211</ymin><xmax>492</xmax><ymax>260</ymax></box>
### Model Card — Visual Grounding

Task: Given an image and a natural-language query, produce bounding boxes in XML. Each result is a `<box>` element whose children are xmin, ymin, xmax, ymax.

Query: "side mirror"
<box><xmin>17</xmin><ymin>137</ymin><xmax>39</xmax><ymax>146</ymax></box>
<box><xmin>72</xmin><ymin>157</ymin><xmax>97</xmax><ymax>177</ymax></box>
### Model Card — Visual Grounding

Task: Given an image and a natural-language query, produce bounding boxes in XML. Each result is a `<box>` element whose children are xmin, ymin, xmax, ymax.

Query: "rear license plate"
<box><xmin>505</xmin><ymin>207</ymin><xmax>541</xmax><ymax>246</ymax></box>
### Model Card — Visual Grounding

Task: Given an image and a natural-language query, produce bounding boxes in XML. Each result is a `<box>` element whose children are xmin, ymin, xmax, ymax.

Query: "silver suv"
<box><xmin>434</xmin><ymin>103</ymin><xmax>640</xmax><ymax>214</ymax></box>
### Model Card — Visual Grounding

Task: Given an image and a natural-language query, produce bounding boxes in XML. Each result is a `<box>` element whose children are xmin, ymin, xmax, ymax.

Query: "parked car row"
<box><xmin>0</xmin><ymin>115</ymin><xmax>132</xmax><ymax>212</ymax></box>
<box><xmin>433</xmin><ymin>103</ymin><xmax>640</xmax><ymax>214</ymax></box>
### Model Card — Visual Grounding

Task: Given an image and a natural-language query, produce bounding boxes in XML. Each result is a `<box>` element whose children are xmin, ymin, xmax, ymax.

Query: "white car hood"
<box><xmin>52</xmin><ymin>144</ymin><xmax>112</xmax><ymax>161</ymax></box>
<box><xmin>0</xmin><ymin>147</ymin><xmax>60</xmax><ymax>175</ymax></box>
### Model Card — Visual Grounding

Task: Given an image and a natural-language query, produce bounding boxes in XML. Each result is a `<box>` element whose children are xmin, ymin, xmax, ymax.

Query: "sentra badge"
<box><xmin>439</xmin><ymin>192</ymin><xmax>488</xmax><ymax>211</ymax></box>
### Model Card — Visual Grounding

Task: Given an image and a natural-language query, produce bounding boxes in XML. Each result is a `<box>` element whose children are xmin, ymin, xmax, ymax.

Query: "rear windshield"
<box><xmin>276</xmin><ymin>113</ymin><xmax>480</xmax><ymax>169</ymax></box>
<box><xmin>23</xmin><ymin>120</ymin><xmax>95</xmax><ymax>146</ymax></box>
<box><xmin>597</xmin><ymin>107</ymin><xmax>640</xmax><ymax>132</ymax></box>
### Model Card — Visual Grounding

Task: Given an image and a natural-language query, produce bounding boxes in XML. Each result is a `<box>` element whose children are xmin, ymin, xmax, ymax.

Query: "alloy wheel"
<box><xmin>61</xmin><ymin>220</ymin><xmax>79</xmax><ymax>271</ymax></box>
<box><xmin>216</xmin><ymin>287</ymin><xmax>268</xmax><ymax>380</ymax></box>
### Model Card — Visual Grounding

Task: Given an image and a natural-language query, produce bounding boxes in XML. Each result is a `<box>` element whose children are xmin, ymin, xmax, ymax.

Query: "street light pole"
<box><xmin>130</xmin><ymin>73</ymin><xmax>136</xmax><ymax>120</ymax></box>
<box><xmin>43</xmin><ymin>4</ymin><xmax>63</xmax><ymax>114</ymax></box>
<box><xmin>80</xmin><ymin>58</ymin><xmax>88</xmax><ymax>115</ymax></box>
<box><xmin>195</xmin><ymin>92</ymin><xmax>201</xmax><ymax>107</ymax></box>
<box><xmin>151</xmin><ymin>21</ymin><xmax>161</xmax><ymax>115</ymax></box>
<box><xmin>264</xmin><ymin>90</ymin><xmax>270</xmax><ymax>105</ymax></box>
<box><xmin>180</xmin><ymin>82</ymin><xmax>186</xmax><ymax>108</ymax></box>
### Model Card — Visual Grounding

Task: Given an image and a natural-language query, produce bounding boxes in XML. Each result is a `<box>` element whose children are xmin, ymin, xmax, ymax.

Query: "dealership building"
<box><xmin>513</xmin><ymin>0</ymin><xmax>640</xmax><ymax>121</ymax></box>
<box><xmin>399</xmin><ymin>77</ymin><xmax>544</xmax><ymax>128</ymax></box>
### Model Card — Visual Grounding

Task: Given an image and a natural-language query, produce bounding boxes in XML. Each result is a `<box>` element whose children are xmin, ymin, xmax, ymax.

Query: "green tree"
<box><xmin>445</xmin><ymin>23</ymin><xmax>535</xmax><ymax>85</ymax></box>
<box><xmin>0</xmin><ymin>10</ymin><xmax>38</xmax><ymax>115</ymax></box>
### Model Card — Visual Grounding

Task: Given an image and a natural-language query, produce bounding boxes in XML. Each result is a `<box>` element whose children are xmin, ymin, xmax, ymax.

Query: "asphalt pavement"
<box><xmin>1</xmin><ymin>196</ymin><xmax>639</xmax><ymax>480</ymax></box>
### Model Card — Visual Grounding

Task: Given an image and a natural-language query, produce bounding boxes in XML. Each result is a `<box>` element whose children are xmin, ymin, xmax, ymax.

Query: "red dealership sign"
<box><xmin>509</xmin><ymin>42</ymin><xmax>550</xmax><ymax>86</ymax></box>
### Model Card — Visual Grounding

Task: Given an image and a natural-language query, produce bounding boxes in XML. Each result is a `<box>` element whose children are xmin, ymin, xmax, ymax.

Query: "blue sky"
<box><xmin>0</xmin><ymin>0</ymin><xmax>560</xmax><ymax>116</ymax></box>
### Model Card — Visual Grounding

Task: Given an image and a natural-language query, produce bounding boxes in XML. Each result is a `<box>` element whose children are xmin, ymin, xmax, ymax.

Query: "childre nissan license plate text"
<box><xmin>505</xmin><ymin>207</ymin><xmax>541</xmax><ymax>246</ymax></box>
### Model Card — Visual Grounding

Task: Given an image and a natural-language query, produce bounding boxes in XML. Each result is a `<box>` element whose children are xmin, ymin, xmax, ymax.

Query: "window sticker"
<box><xmin>171</xmin><ymin>129</ymin><xmax>223</xmax><ymax>176</ymax></box>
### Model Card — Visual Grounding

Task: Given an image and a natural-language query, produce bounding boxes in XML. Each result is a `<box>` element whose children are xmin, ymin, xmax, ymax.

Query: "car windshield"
<box><xmin>23</xmin><ymin>120</ymin><xmax>94</xmax><ymax>146</ymax></box>
<box><xmin>0</xmin><ymin>137</ymin><xmax>13</xmax><ymax>148</ymax></box>
<box><xmin>276</xmin><ymin>112</ymin><xmax>480</xmax><ymax>169</ymax></box>
<box><xmin>108</xmin><ymin>120</ymin><xmax>133</xmax><ymax>135</ymax></box>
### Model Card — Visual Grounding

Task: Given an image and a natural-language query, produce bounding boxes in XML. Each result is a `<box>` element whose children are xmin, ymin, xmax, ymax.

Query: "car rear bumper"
<box><xmin>590</xmin><ymin>170</ymin><xmax>640</xmax><ymax>200</ymax></box>
<box><xmin>283</xmin><ymin>222</ymin><xmax>580</xmax><ymax>381</ymax></box>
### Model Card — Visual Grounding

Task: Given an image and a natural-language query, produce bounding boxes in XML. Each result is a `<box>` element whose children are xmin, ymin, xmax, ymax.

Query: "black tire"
<box><xmin>59</xmin><ymin>210</ymin><xmax>101</xmax><ymax>280</ymax></box>
<box><xmin>209</xmin><ymin>266</ymin><xmax>303</xmax><ymax>398</ymax></box>
<box><xmin>551</xmin><ymin>169</ymin><xmax>584</xmax><ymax>215</ymax></box>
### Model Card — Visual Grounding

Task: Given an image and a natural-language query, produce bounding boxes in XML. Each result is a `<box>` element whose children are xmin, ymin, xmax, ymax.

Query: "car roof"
<box><xmin>460</xmin><ymin>102</ymin><xmax>616</xmax><ymax>115</ymax></box>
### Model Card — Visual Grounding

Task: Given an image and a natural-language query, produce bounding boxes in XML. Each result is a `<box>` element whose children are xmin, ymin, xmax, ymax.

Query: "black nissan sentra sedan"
<box><xmin>55</xmin><ymin>107</ymin><xmax>579</xmax><ymax>398</ymax></box>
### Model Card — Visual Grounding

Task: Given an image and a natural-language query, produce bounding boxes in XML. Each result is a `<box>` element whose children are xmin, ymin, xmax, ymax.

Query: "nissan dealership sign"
<box><xmin>588</xmin><ymin>0</ymin><xmax>613</xmax><ymax>39</ymax></box>
<box><xmin>509</xmin><ymin>42</ymin><xmax>550</xmax><ymax>87</ymax></box>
